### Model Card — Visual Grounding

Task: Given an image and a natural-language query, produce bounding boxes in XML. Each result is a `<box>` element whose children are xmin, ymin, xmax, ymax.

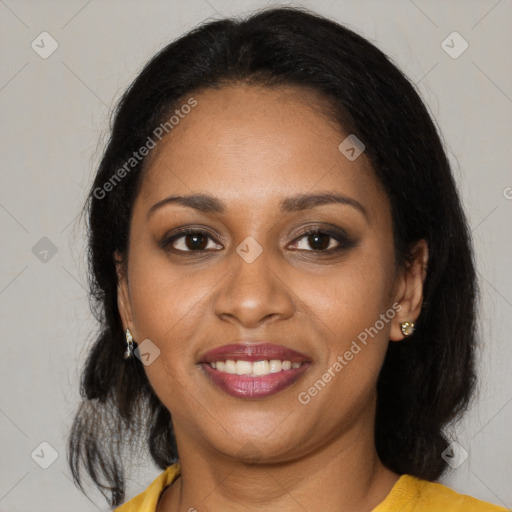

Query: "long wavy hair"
<box><xmin>67</xmin><ymin>6</ymin><xmax>477</xmax><ymax>507</ymax></box>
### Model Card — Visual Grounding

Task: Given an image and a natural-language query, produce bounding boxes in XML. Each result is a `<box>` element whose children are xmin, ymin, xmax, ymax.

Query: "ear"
<box><xmin>390</xmin><ymin>239</ymin><xmax>429</xmax><ymax>341</ymax></box>
<box><xmin>114</xmin><ymin>250</ymin><xmax>134</xmax><ymax>332</ymax></box>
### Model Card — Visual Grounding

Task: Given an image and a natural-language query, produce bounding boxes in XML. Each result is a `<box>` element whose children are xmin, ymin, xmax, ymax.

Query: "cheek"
<box><xmin>306</xmin><ymin>256</ymin><xmax>393</xmax><ymax>340</ymax></box>
<box><xmin>126</xmin><ymin>249</ymin><xmax>211</xmax><ymax>357</ymax></box>
<box><xmin>126</xmin><ymin>253</ymin><xmax>212</xmax><ymax>413</ymax></box>
<box><xmin>296</xmin><ymin>274</ymin><xmax>394</xmax><ymax>427</ymax></box>
<box><xmin>300</xmin><ymin>249</ymin><xmax>394</xmax><ymax>390</ymax></box>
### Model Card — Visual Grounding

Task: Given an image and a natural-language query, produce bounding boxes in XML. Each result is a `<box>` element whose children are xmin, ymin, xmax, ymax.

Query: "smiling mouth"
<box><xmin>200</xmin><ymin>361</ymin><xmax>311</xmax><ymax>399</ymax></box>
<box><xmin>198</xmin><ymin>342</ymin><xmax>311</xmax><ymax>399</ymax></box>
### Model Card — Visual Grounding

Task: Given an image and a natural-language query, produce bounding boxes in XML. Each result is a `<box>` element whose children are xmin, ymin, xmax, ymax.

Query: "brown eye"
<box><xmin>161</xmin><ymin>229</ymin><xmax>222</xmax><ymax>252</ymax></box>
<box><xmin>289</xmin><ymin>228</ymin><xmax>357</xmax><ymax>253</ymax></box>
<box><xmin>303</xmin><ymin>232</ymin><xmax>334</xmax><ymax>251</ymax></box>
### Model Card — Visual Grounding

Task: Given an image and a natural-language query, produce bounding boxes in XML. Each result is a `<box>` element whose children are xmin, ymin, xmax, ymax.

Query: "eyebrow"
<box><xmin>147</xmin><ymin>192</ymin><xmax>368</xmax><ymax>219</ymax></box>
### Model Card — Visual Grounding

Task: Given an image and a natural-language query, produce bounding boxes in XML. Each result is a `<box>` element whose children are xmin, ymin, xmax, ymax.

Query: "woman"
<box><xmin>67</xmin><ymin>6</ymin><xmax>508</xmax><ymax>511</ymax></box>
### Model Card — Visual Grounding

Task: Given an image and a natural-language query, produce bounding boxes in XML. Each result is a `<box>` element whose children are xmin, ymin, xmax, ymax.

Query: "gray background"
<box><xmin>1</xmin><ymin>0</ymin><xmax>511</xmax><ymax>510</ymax></box>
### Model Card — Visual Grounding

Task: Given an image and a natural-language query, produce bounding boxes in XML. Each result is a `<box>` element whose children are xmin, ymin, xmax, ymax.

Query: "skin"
<box><xmin>116</xmin><ymin>83</ymin><xmax>428</xmax><ymax>512</ymax></box>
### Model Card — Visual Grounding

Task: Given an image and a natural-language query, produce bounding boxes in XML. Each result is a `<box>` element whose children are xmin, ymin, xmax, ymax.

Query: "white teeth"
<box><xmin>252</xmin><ymin>360</ymin><xmax>270</xmax><ymax>375</ymax></box>
<box><xmin>236</xmin><ymin>360</ymin><xmax>253</xmax><ymax>375</ymax></box>
<box><xmin>269</xmin><ymin>359</ymin><xmax>282</xmax><ymax>373</ymax></box>
<box><xmin>209</xmin><ymin>359</ymin><xmax>303</xmax><ymax>376</ymax></box>
<box><xmin>224</xmin><ymin>360</ymin><xmax>236</xmax><ymax>374</ymax></box>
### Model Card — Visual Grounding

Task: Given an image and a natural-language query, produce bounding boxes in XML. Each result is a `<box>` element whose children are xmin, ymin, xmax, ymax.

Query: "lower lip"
<box><xmin>200</xmin><ymin>363</ymin><xmax>311</xmax><ymax>399</ymax></box>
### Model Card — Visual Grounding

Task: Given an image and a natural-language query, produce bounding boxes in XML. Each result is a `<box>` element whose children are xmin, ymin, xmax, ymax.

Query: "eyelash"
<box><xmin>160</xmin><ymin>227</ymin><xmax>356</xmax><ymax>255</ymax></box>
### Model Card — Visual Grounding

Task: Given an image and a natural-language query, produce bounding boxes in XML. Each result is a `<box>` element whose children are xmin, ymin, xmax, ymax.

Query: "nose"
<box><xmin>213</xmin><ymin>245</ymin><xmax>295</xmax><ymax>329</ymax></box>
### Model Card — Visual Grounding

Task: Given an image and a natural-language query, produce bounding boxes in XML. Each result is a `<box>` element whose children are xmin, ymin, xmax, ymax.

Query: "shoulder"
<box><xmin>114</xmin><ymin>462</ymin><xmax>181</xmax><ymax>512</ymax></box>
<box><xmin>415</xmin><ymin>476</ymin><xmax>509</xmax><ymax>511</ymax></box>
<box><xmin>375</xmin><ymin>474</ymin><xmax>509</xmax><ymax>512</ymax></box>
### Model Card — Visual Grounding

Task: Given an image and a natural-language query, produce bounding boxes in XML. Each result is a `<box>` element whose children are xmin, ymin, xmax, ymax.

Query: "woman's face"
<box><xmin>117</xmin><ymin>84</ymin><xmax>424</xmax><ymax>463</ymax></box>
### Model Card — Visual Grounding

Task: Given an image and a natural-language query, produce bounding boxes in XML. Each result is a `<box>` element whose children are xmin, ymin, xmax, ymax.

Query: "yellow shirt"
<box><xmin>114</xmin><ymin>462</ymin><xmax>509</xmax><ymax>511</ymax></box>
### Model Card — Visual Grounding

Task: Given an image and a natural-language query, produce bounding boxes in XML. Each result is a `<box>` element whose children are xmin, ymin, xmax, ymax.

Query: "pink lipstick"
<box><xmin>198</xmin><ymin>342</ymin><xmax>311</xmax><ymax>399</ymax></box>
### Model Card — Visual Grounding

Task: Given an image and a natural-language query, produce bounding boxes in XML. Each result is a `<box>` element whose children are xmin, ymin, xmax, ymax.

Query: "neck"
<box><xmin>158</xmin><ymin>413</ymin><xmax>400</xmax><ymax>512</ymax></box>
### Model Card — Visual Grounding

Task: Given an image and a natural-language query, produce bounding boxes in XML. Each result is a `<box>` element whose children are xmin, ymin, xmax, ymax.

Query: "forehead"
<box><xmin>136</xmin><ymin>84</ymin><xmax>388</xmax><ymax>221</ymax></box>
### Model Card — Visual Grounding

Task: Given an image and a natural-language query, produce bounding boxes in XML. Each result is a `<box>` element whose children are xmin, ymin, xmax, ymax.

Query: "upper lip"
<box><xmin>198</xmin><ymin>342</ymin><xmax>310</xmax><ymax>363</ymax></box>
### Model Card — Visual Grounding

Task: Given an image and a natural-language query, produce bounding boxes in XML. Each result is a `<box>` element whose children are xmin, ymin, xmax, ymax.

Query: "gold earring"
<box><xmin>124</xmin><ymin>328</ymin><xmax>134</xmax><ymax>359</ymax></box>
<box><xmin>400</xmin><ymin>321</ymin><xmax>415</xmax><ymax>337</ymax></box>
